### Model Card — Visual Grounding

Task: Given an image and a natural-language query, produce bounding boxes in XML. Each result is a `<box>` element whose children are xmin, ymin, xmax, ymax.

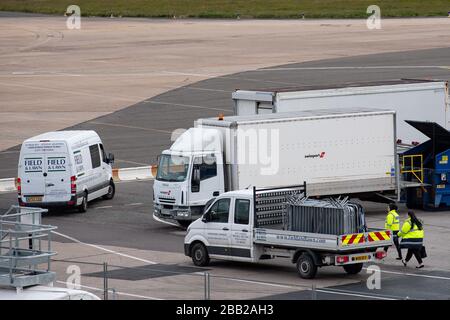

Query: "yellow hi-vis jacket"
<box><xmin>398</xmin><ymin>218</ymin><xmax>424</xmax><ymax>239</ymax></box>
<box><xmin>385</xmin><ymin>210</ymin><xmax>400</xmax><ymax>231</ymax></box>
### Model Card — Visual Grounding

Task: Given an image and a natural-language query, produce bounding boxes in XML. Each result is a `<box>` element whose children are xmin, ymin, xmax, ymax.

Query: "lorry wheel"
<box><xmin>103</xmin><ymin>180</ymin><xmax>115</xmax><ymax>200</ymax></box>
<box><xmin>78</xmin><ymin>193</ymin><xmax>88</xmax><ymax>213</ymax></box>
<box><xmin>343</xmin><ymin>263</ymin><xmax>364</xmax><ymax>275</ymax></box>
<box><xmin>296</xmin><ymin>253</ymin><xmax>317</xmax><ymax>279</ymax></box>
<box><xmin>191</xmin><ymin>243</ymin><xmax>210</xmax><ymax>267</ymax></box>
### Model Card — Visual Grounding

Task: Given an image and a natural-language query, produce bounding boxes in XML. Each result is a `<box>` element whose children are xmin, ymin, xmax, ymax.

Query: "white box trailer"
<box><xmin>233</xmin><ymin>79</ymin><xmax>449</xmax><ymax>144</ymax></box>
<box><xmin>153</xmin><ymin>108</ymin><xmax>397</xmax><ymax>226</ymax></box>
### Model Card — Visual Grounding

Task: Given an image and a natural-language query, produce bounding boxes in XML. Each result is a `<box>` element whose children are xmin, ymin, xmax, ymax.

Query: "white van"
<box><xmin>17</xmin><ymin>131</ymin><xmax>115</xmax><ymax>212</ymax></box>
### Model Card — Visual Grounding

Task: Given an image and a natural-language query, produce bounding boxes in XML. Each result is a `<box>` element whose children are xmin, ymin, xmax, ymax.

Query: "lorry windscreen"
<box><xmin>156</xmin><ymin>154</ymin><xmax>189</xmax><ymax>182</ymax></box>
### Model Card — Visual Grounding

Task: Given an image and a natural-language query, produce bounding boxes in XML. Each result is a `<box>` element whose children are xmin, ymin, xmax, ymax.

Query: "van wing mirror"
<box><xmin>202</xmin><ymin>211</ymin><xmax>211</xmax><ymax>223</ymax></box>
<box><xmin>107</xmin><ymin>153</ymin><xmax>115</xmax><ymax>165</ymax></box>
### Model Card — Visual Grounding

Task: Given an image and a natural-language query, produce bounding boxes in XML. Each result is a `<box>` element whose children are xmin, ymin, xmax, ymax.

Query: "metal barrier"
<box><xmin>0</xmin><ymin>206</ymin><xmax>57</xmax><ymax>289</ymax></box>
<box><xmin>50</xmin><ymin>256</ymin><xmax>423</xmax><ymax>300</ymax></box>
<box><xmin>283</xmin><ymin>196</ymin><xmax>366</xmax><ymax>235</ymax></box>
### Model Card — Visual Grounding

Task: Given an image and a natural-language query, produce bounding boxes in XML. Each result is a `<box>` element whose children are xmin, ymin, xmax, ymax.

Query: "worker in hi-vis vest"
<box><xmin>383</xmin><ymin>203</ymin><xmax>402</xmax><ymax>260</ymax></box>
<box><xmin>398</xmin><ymin>211</ymin><xmax>425</xmax><ymax>269</ymax></box>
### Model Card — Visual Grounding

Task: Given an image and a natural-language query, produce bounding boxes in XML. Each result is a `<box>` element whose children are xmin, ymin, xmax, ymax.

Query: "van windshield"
<box><xmin>156</xmin><ymin>154</ymin><xmax>190</xmax><ymax>182</ymax></box>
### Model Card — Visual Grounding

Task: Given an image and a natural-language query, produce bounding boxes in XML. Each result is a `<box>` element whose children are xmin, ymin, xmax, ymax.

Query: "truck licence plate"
<box><xmin>27</xmin><ymin>196</ymin><xmax>43</xmax><ymax>203</ymax></box>
<box><xmin>353</xmin><ymin>255</ymin><xmax>368</xmax><ymax>261</ymax></box>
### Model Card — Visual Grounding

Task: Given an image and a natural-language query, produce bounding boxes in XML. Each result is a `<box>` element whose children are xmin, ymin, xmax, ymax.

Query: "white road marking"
<box><xmin>367</xmin><ymin>267</ymin><xmax>450</xmax><ymax>281</ymax></box>
<box><xmin>147</xmin><ymin>100</ymin><xmax>230</xmax><ymax>112</ymax></box>
<box><xmin>125</xmin><ymin>202</ymin><xmax>143</xmax><ymax>206</ymax></box>
<box><xmin>52</xmin><ymin>231</ymin><xmax>157</xmax><ymax>265</ymax></box>
<box><xmin>89</xmin><ymin>121</ymin><xmax>173</xmax><ymax>134</ymax></box>
<box><xmin>162</xmin><ymin>70</ymin><xmax>217</xmax><ymax>78</ymax></box>
<box><xmin>315</xmin><ymin>288</ymin><xmax>395</xmax><ymax>300</ymax></box>
<box><xmin>178</xmin><ymin>86</ymin><xmax>230</xmax><ymax>93</ymax></box>
<box><xmin>0</xmin><ymin>81</ymin><xmax>145</xmax><ymax>102</ymax></box>
<box><xmin>115</xmin><ymin>159</ymin><xmax>149</xmax><ymax>166</ymax></box>
<box><xmin>56</xmin><ymin>281</ymin><xmax>162</xmax><ymax>300</ymax></box>
<box><xmin>201</xmin><ymin>274</ymin><xmax>396</xmax><ymax>299</ymax></box>
<box><xmin>94</xmin><ymin>205</ymin><xmax>113</xmax><ymax>209</ymax></box>
<box><xmin>260</xmin><ymin>65</ymin><xmax>450</xmax><ymax>71</ymax></box>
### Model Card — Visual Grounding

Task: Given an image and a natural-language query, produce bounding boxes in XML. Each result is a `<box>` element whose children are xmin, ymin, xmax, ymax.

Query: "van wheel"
<box><xmin>78</xmin><ymin>193</ymin><xmax>88</xmax><ymax>213</ymax></box>
<box><xmin>296</xmin><ymin>253</ymin><xmax>317</xmax><ymax>279</ymax></box>
<box><xmin>343</xmin><ymin>263</ymin><xmax>364</xmax><ymax>275</ymax></box>
<box><xmin>191</xmin><ymin>243</ymin><xmax>210</xmax><ymax>267</ymax></box>
<box><xmin>103</xmin><ymin>181</ymin><xmax>115</xmax><ymax>200</ymax></box>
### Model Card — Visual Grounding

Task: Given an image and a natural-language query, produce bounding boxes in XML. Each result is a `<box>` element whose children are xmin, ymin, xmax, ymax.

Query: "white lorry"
<box><xmin>233</xmin><ymin>79</ymin><xmax>449</xmax><ymax>145</ymax></box>
<box><xmin>17</xmin><ymin>131</ymin><xmax>115</xmax><ymax>213</ymax></box>
<box><xmin>184</xmin><ymin>185</ymin><xmax>392</xmax><ymax>279</ymax></box>
<box><xmin>153</xmin><ymin>108</ymin><xmax>397</xmax><ymax>226</ymax></box>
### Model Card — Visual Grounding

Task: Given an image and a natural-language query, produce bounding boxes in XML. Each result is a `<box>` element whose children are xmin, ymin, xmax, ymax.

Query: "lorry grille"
<box><xmin>158</xmin><ymin>196</ymin><xmax>176</xmax><ymax>204</ymax></box>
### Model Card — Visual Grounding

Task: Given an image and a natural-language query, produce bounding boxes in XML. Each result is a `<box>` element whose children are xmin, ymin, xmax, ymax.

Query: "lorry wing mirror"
<box><xmin>193</xmin><ymin>167</ymin><xmax>200</xmax><ymax>183</ymax></box>
<box><xmin>191</xmin><ymin>165</ymin><xmax>201</xmax><ymax>193</ymax></box>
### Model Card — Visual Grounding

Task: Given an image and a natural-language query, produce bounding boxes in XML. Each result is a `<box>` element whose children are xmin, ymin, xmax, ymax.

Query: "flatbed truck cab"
<box><xmin>184</xmin><ymin>186</ymin><xmax>392</xmax><ymax>279</ymax></box>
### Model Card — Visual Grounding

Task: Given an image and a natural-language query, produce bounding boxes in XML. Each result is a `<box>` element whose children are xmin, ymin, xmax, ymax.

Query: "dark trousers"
<box><xmin>405</xmin><ymin>247</ymin><xmax>423</xmax><ymax>264</ymax></box>
<box><xmin>384</xmin><ymin>231</ymin><xmax>402</xmax><ymax>259</ymax></box>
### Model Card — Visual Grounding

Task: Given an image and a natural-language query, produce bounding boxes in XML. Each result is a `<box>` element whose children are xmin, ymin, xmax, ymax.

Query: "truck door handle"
<box><xmin>242</xmin><ymin>229</ymin><xmax>248</xmax><ymax>232</ymax></box>
<box><xmin>222</xmin><ymin>227</ymin><xmax>229</xmax><ymax>231</ymax></box>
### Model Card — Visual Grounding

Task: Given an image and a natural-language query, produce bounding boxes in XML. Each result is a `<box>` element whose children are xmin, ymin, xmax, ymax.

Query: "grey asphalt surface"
<box><xmin>1</xmin><ymin>46</ymin><xmax>450</xmax><ymax>299</ymax></box>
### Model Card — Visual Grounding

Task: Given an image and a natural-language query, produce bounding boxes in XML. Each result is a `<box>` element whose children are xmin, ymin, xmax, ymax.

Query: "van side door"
<box><xmin>87</xmin><ymin>144</ymin><xmax>104</xmax><ymax>197</ymax></box>
<box><xmin>230</xmin><ymin>198</ymin><xmax>252</xmax><ymax>260</ymax></box>
<box><xmin>204</xmin><ymin>197</ymin><xmax>232</xmax><ymax>257</ymax></box>
<box><xmin>99</xmin><ymin>143</ymin><xmax>111</xmax><ymax>182</ymax></box>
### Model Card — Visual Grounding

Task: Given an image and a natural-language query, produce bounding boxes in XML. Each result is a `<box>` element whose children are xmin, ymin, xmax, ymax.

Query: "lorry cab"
<box><xmin>184</xmin><ymin>190</ymin><xmax>255</xmax><ymax>264</ymax></box>
<box><xmin>18</xmin><ymin>130</ymin><xmax>115</xmax><ymax>212</ymax></box>
<box><xmin>153</xmin><ymin>128</ymin><xmax>225</xmax><ymax>227</ymax></box>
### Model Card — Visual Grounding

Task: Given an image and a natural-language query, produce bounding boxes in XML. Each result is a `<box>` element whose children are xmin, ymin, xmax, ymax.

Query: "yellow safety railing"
<box><xmin>401</xmin><ymin>154</ymin><xmax>424</xmax><ymax>183</ymax></box>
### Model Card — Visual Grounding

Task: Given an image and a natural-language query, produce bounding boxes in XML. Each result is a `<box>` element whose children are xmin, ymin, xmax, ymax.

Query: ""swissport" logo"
<box><xmin>304</xmin><ymin>152</ymin><xmax>326</xmax><ymax>159</ymax></box>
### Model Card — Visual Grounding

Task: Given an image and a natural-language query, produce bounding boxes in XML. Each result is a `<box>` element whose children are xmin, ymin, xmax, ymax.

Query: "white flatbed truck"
<box><xmin>184</xmin><ymin>185</ymin><xmax>392</xmax><ymax>279</ymax></box>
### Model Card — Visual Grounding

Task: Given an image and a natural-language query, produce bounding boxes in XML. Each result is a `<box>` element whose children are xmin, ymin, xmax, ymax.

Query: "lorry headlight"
<box><xmin>177</xmin><ymin>211</ymin><xmax>189</xmax><ymax>217</ymax></box>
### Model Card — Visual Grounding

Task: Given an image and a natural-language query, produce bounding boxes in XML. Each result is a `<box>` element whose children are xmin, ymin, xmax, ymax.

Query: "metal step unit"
<box><xmin>0</xmin><ymin>206</ymin><xmax>57</xmax><ymax>290</ymax></box>
<box><xmin>283</xmin><ymin>196</ymin><xmax>367</xmax><ymax>235</ymax></box>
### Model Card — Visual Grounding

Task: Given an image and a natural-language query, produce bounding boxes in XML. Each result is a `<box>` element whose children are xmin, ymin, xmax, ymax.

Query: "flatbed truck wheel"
<box><xmin>296</xmin><ymin>253</ymin><xmax>317</xmax><ymax>279</ymax></box>
<box><xmin>191</xmin><ymin>243</ymin><xmax>210</xmax><ymax>267</ymax></box>
<box><xmin>343</xmin><ymin>263</ymin><xmax>364</xmax><ymax>275</ymax></box>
